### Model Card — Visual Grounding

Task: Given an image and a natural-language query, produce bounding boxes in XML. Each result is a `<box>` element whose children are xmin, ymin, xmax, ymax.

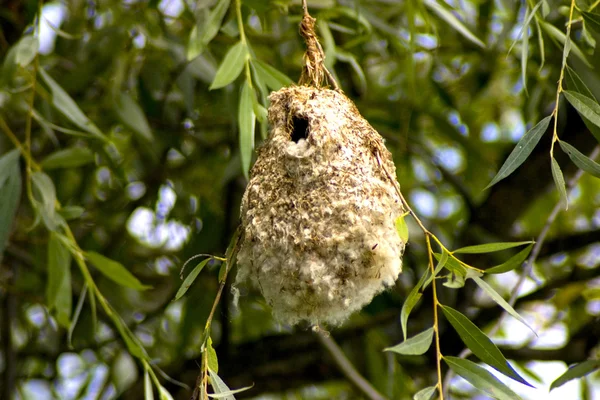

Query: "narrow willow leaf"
<box><xmin>454</xmin><ymin>241</ymin><xmax>533</xmax><ymax>254</ymax></box>
<box><xmin>395</xmin><ymin>214</ymin><xmax>409</xmax><ymax>243</ymax></box>
<box><xmin>563</xmin><ymin>91</ymin><xmax>600</xmax><ymax>130</ymax></box>
<box><xmin>238</xmin><ymin>80</ymin><xmax>256</xmax><ymax>178</ymax></box>
<box><xmin>521</xmin><ymin>7</ymin><xmax>529</xmax><ymax>93</ymax></box>
<box><xmin>385</xmin><ymin>327</ymin><xmax>434</xmax><ymax>355</ymax></box>
<box><xmin>559</xmin><ymin>140</ymin><xmax>600</xmax><ymax>178</ymax></box>
<box><xmin>443</xmin><ymin>272</ymin><xmax>465</xmax><ymax>288</ymax></box>
<box><xmin>472</xmin><ymin>276</ymin><xmax>536</xmax><ymax>334</ymax></box>
<box><xmin>158</xmin><ymin>386</ymin><xmax>175</xmax><ymax>400</ymax></box>
<box><xmin>47</xmin><ymin>232</ymin><xmax>72</xmax><ymax>327</ymax></box>
<box><xmin>208</xmin><ymin>370</ymin><xmax>235</xmax><ymax>400</ymax></box>
<box><xmin>561</xmin><ymin>34</ymin><xmax>571</xmax><ymax>70</ymax></box>
<box><xmin>31</xmin><ymin>171</ymin><xmax>64</xmax><ymax>231</ymax></box>
<box><xmin>252</xmin><ymin>59</ymin><xmax>294</xmax><ymax>91</ymax></box>
<box><xmin>424</xmin><ymin>250</ymin><xmax>449</xmax><ymax>288</ymax></box>
<box><xmin>550</xmin><ymin>360</ymin><xmax>600</xmax><ymax>391</ymax></box>
<box><xmin>336</xmin><ymin>49</ymin><xmax>367</xmax><ymax>94</ymax></box>
<box><xmin>115</xmin><ymin>92</ymin><xmax>153</xmax><ymax>142</ymax></box>
<box><xmin>444</xmin><ymin>356</ymin><xmax>522</xmax><ymax>400</ymax></box>
<box><xmin>208</xmin><ymin>385</ymin><xmax>254</xmax><ymax>399</ymax></box>
<box><xmin>581</xmin><ymin>11</ymin><xmax>600</xmax><ymax>36</ymax></box>
<box><xmin>551</xmin><ymin>158</ymin><xmax>568</xmax><ymax>210</ymax></box>
<box><xmin>485</xmin><ymin>116</ymin><xmax>551</xmax><ymax>189</ymax></box>
<box><xmin>0</xmin><ymin>149</ymin><xmax>21</xmax><ymax>259</ymax></box>
<box><xmin>535</xmin><ymin>18</ymin><xmax>545</xmax><ymax>70</ymax></box>
<box><xmin>508</xmin><ymin>1</ymin><xmax>543</xmax><ymax>55</ymax></box>
<box><xmin>485</xmin><ymin>244</ymin><xmax>533</xmax><ymax>274</ymax></box>
<box><xmin>15</xmin><ymin>35</ymin><xmax>39</xmax><ymax>67</ymax></box>
<box><xmin>174</xmin><ymin>258</ymin><xmax>211</xmax><ymax>301</ymax></box>
<box><xmin>209</xmin><ymin>41</ymin><xmax>247</xmax><ymax>90</ymax></box>
<box><xmin>38</xmin><ymin>68</ymin><xmax>105</xmax><ymax>139</ymax></box>
<box><xmin>144</xmin><ymin>370</ymin><xmax>155</xmax><ymax>400</ymax></box>
<box><xmin>86</xmin><ymin>251</ymin><xmax>151</xmax><ymax>290</ymax></box>
<box><xmin>540</xmin><ymin>21</ymin><xmax>592</xmax><ymax>67</ymax></box>
<box><xmin>401</xmin><ymin>270</ymin><xmax>429</xmax><ymax>340</ymax></box>
<box><xmin>59</xmin><ymin>206</ymin><xmax>85</xmax><ymax>220</ymax></box>
<box><xmin>413</xmin><ymin>386</ymin><xmax>436</xmax><ymax>400</ymax></box>
<box><xmin>187</xmin><ymin>0</ymin><xmax>231</xmax><ymax>60</ymax></box>
<box><xmin>207</xmin><ymin>336</ymin><xmax>219</xmax><ymax>374</ymax></box>
<box><xmin>433</xmin><ymin>252</ymin><xmax>466</xmax><ymax>277</ymax></box>
<box><xmin>564</xmin><ymin>65</ymin><xmax>596</xmax><ymax>100</ymax></box>
<box><xmin>424</xmin><ymin>0</ymin><xmax>485</xmax><ymax>48</ymax></box>
<box><xmin>41</xmin><ymin>147</ymin><xmax>95</xmax><ymax>169</ymax></box>
<box><xmin>441</xmin><ymin>305</ymin><xmax>533</xmax><ymax>386</ymax></box>
<box><xmin>564</xmin><ymin>66</ymin><xmax>600</xmax><ymax>142</ymax></box>
<box><xmin>68</xmin><ymin>283</ymin><xmax>87</xmax><ymax>348</ymax></box>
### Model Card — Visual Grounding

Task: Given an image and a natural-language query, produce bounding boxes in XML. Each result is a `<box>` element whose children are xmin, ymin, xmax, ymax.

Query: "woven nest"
<box><xmin>235</xmin><ymin>86</ymin><xmax>406</xmax><ymax>326</ymax></box>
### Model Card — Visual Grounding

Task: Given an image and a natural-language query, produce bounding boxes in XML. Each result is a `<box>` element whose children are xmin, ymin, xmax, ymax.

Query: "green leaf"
<box><xmin>38</xmin><ymin>68</ymin><xmax>105</xmax><ymax>140</ymax></box>
<box><xmin>508</xmin><ymin>1</ymin><xmax>543</xmax><ymax>55</ymax></box>
<box><xmin>174</xmin><ymin>258</ymin><xmax>211</xmax><ymax>301</ymax></box>
<box><xmin>424</xmin><ymin>0</ymin><xmax>485</xmax><ymax>48</ymax></box>
<box><xmin>158</xmin><ymin>386</ymin><xmax>174</xmax><ymax>400</ymax></box>
<box><xmin>540</xmin><ymin>21</ymin><xmax>592</xmax><ymax>68</ymax></box>
<box><xmin>453</xmin><ymin>241</ymin><xmax>533</xmax><ymax>254</ymax></box>
<box><xmin>551</xmin><ymin>157</ymin><xmax>568</xmax><ymax>210</ymax></box>
<box><xmin>485</xmin><ymin>116</ymin><xmax>551</xmax><ymax>189</ymax></box>
<box><xmin>485</xmin><ymin>244</ymin><xmax>533</xmax><ymax>274</ymax></box>
<box><xmin>238</xmin><ymin>80</ymin><xmax>256</xmax><ymax>178</ymax></box>
<box><xmin>187</xmin><ymin>0</ymin><xmax>231</xmax><ymax>60</ymax></box>
<box><xmin>31</xmin><ymin>171</ymin><xmax>65</xmax><ymax>231</ymax></box>
<box><xmin>0</xmin><ymin>149</ymin><xmax>21</xmax><ymax>259</ymax></box>
<box><xmin>251</xmin><ymin>59</ymin><xmax>293</xmax><ymax>91</ymax></box>
<box><xmin>443</xmin><ymin>272</ymin><xmax>465</xmax><ymax>288</ymax></box>
<box><xmin>472</xmin><ymin>276</ymin><xmax>536</xmax><ymax>334</ymax></box>
<box><xmin>549</xmin><ymin>360</ymin><xmax>600</xmax><ymax>391</ymax></box>
<box><xmin>424</xmin><ymin>250</ymin><xmax>449</xmax><ymax>288</ymax></box>
<box><xmin>58</xmin><ymin>206</ymin><xmax>85</xmax><ymax>220</ymax></box>
<box><xmin>114</xmin><ymin>92</ymin><xmax>153</xmax><ymax>142</ymax></box>
<box><xmin>207</xmin><ymin>336</ymin><xmax>219</xmax><ymax>374</ymax></box>
<box><xmin>444</xmin><ymin>356</ymin><xmax>522</xmax><ymax>400</ymax></box>
<box><xmin>564</xmin><ymin>65</ymin><xmax>596</xmax><ymax>100</ymax></box>
<box><xmin>144</xmin><ymin>370</ymin><xmax>154</xmax><ymax>400</ymax></box>
<box><xmin>86</xmin><ymin>251</ymin><xmax>151</xmax><ymax>290</ymax></box>
<box><xmin>440</xmin><ymin>305</ymin><xmax>532</xmax><ymax>386</ymax></box>
<box><xmin>41</xmin><ymin>147</ymin><xmax>95</xmax><ymax>169</ymax></box>
<box><xmin>15</xmin><ymin>35</ymin><xmax>39</xmax><ymax>67</ymax></box>
<box><xmin>581</xmin><ymin>11</ymin><xmax>600</xmax><ymax>36</ymax></box>
<box><xmin>563</xmin><ymin>91</ymin><xmax>600</xmax><ymax>130</ymax></box>
<box><xmin>47</xmin><ymin>232</ymin><xmax>72</xmax><ymax>327</ymax></box>
<box><xmin>564</xmin><ymin>66</ymin><xmax>600</xmax><ymax>142</ymax></box>
<box><xmin>384</xmin><ymin>327</ymin><xmax>434</xmax><ymax>355</ymax></box>
<box><xmin>401</xmin><ymin>270</ymin><xmax>429</xmax><ymax>340</ymax></box>
<box><xmin>395</xmin><ymin>214</ymin><xmax>409</xmax><ymax>243</ymax></box>
<box><xmin>559</xmin><ymin>141</ymin><xmax>600</xmax><ymax>178</ymax></box>
<box><xmin>433</xmin><ymin>252</ymin><xmax>466</xmax><ymax>277</ymax></box>
<box><xmin>209</xmin><ymin>41</ymin><xmax>248</xmax><ymax>90</ymax></box>
<box><xmin>208</xmin><ymin>370</ymin><xmax>253</xmax><ymax>399</ymax></box>
<box><xmin>413</xmin><ymin>386</ymin><xmax>436</xmax><ymax>400</ymax></box>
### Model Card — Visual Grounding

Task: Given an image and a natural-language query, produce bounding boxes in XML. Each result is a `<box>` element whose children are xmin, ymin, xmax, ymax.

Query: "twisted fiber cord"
<box><xmin>298</xmin><ymin>0</ymin><xmax>339</xmax><ymax>90</ymax></box>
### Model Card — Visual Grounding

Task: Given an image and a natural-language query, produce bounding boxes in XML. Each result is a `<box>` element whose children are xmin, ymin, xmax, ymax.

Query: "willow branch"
<box><xmin>315</xmin><ymin>330</ymin><xmax>388</xmax><ymax>400</ymax></box>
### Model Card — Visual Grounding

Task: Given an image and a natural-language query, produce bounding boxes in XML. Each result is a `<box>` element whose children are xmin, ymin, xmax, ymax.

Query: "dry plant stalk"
<box><xmin>235</xmin><ymin>4</ymin><xmax>405</xmax><ymax>326</ymax></box>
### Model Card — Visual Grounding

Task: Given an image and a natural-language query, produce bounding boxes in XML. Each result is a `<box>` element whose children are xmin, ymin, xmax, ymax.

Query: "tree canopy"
<box><xmin>1</xmin><ymin>0</ymin><xmax>600</xmax><ymax>399</ymax></box>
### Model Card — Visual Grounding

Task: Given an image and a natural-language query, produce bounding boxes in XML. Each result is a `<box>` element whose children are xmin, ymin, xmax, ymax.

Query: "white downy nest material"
<box><xmin>235</xmin><ymin>86</ymin><xmax>406</xmax><ymax>326</ymax></box>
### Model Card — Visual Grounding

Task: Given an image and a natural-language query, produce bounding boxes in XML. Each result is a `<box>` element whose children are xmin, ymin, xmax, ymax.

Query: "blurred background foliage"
<box><xmin>1</xmin><ymin>0</ymin><xmax>600</xmax><ymax>399</ymax></box>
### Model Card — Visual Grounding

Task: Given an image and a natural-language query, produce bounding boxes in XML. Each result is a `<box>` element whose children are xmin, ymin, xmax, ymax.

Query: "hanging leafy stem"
<box><xmin>0</xmin><ymin>4</ymin><xmax>181</xmax><ymax>399</ymax></box>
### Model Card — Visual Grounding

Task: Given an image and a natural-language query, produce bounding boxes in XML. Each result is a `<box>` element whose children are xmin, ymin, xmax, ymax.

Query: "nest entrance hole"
<box><xmin>291</xmin><ymin>115</ymin><xmax>309</xmax><ymax>143</ymax></box>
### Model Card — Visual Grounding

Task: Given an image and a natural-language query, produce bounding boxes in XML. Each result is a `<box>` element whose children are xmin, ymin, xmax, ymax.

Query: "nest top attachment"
<box><xmin>235</xmin><ymin>86</ymin><xmax>406</xmax><ymax>326</ymax></box>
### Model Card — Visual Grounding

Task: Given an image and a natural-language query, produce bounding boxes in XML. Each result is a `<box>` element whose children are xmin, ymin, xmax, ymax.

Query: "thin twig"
<box><xmin>315</xmin><ymin>330</ymin><xmax>388</xmax><ymax>400</ymax></box>
<box><xmin>442</xmin><ymin>145</ymin><xmax>600</xmax><ymax>396</ymax></box>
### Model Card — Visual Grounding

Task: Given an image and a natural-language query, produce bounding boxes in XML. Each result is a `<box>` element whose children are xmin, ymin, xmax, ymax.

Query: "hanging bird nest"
<box><xmin>234</xmin><ymin>5</ymin><xmax>406</xmax><ymax>326</ymax></box>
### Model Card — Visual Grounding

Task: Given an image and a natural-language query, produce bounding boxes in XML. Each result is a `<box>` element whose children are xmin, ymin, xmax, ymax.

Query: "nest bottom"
<box><xmin>235</xmin><ymin>216</ymin><xmax>403</xmax><ymax>326</ymax></box>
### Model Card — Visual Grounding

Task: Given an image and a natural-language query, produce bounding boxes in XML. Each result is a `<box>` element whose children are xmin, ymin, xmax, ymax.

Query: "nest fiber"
<box><xmin>236</xmin><ymin>86</ymin><xmax>406</xmax><ymax>326</ymax></box>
